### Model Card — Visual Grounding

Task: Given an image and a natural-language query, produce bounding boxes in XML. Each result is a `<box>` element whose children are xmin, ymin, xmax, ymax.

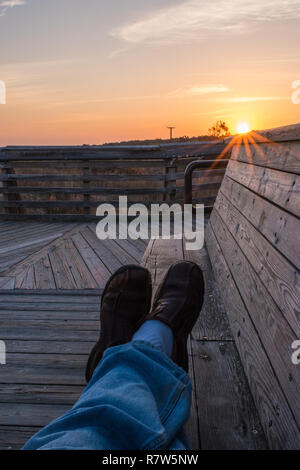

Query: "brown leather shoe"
<box><xmin>85</xmin><ymin>265</ymin><xmax>152</xmax><ymax>382</ymax></box>
<box><xmin>144</xmin><ymin>261</ymin><xmax>204</xmax><ymax>371</ymax></box>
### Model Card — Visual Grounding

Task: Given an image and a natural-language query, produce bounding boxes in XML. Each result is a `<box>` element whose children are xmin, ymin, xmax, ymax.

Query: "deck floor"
<box><xmin>0</xmin><ymin>222</ymin><xmax>267</xmax><ymax>449</ymax></box>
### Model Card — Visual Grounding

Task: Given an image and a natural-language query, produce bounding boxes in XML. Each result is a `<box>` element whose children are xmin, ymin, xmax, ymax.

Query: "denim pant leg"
<box><xmin>23</xmin><ymin>341</ymin><xmax>192</xmax><ymax>450</ymax></box>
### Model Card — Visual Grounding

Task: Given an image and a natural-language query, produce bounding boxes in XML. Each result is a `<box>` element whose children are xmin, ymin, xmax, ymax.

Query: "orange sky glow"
<box><xmin>0</xmin><ymin>0</ymin><xmax>299</xmax><ymax>145</ymax></box>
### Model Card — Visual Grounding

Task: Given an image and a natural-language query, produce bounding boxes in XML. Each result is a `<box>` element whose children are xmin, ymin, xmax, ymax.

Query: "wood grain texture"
<box><xmin>221</xmin><ymin>175</ymin><xmax>300</xmax><ymax>270</ymax></box>
<box><xmin>231</xmin><ymin>141</ymin><xmax>300</xmax><ymax>173</ymax></box>
<box><xmin>214</xmin><ymin>191</ymin><xmax>300</xmax><ymax>336</ymax></box>
<box><xmin>190</xmin><ymin>339</ymin><xmax>267</xmax><ymax>450</ymax></box>
<box><xmin>226</xmin><ymin>159</ymin><xmax>300</xmax><ymax>217</ymax></box>
<box><xmin>206</xmin><ymin>223</ymin><xmax>300</xmax><ymax>449</ymax></box>
<box><xmin>210</xmin><ymin>209</ymin><xmax>300</xmax><ymax>426</ymax></box>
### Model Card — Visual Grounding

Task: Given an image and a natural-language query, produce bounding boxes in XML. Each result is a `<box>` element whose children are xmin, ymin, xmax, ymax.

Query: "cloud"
<box><xmin>168</xmin><ymin>84</ymin><xmax>230</xmax><ymax>98</ymax></box>
<box><xmin>225</xmin><ymin>96</ymin><xmax>288</xmax><ymax>102</ymax></box>
<box><xmin>0</xmin><ymin>0</ymin><xmax>25</xmax><ymax>17</ymax></box>
<box><xmin>111</xmin><ymin>0</ymin><xmax>300</xmax><ymax>45</ymax></box>
<box><xmin>185</xmin><ymin>85</ymin><xmax>230</xmax><ymax>95</ymax></box>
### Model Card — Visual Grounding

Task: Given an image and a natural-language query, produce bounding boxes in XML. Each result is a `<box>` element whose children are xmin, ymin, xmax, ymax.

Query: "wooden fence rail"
<box><xmin>0</xmin><ymin>142</ymin><xmax>230</xmax><ymax>221</ymax></box>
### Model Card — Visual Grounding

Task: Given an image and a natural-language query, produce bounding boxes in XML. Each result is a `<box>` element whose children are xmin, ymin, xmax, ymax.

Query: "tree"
<box><xmin>208</xmin><ymin>121</ymin><xmax>231</xmax><ymax>138</ymax></box>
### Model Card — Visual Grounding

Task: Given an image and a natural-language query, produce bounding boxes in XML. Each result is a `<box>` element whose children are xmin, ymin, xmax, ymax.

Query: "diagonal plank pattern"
<box><xmin>0</xmin><ymin>222</ymin><xmax>147</xmax><ymax>290</ymax></box>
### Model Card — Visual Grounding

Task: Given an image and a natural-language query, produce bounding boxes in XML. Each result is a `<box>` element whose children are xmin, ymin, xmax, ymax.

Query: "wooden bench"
<box><xmin>143</xmin><ymin>123</ymin><xmax>300</xmax><ymax>449</ymax></box>
<box><xmin>206</xmin><ymin>124</ymin><xmax>300</xmax><ymax>449</ymax></box>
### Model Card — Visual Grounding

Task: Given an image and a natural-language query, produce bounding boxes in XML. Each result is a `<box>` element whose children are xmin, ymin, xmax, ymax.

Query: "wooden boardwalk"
<box><xmin>0</xmin><ymin>221</ymin><xmax>268</xmax><ymax>450</ymax></box>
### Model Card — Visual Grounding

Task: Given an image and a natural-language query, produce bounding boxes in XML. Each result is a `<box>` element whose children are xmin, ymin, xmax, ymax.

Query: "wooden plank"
<box><xmin>231</xmin><ymin>141</ymin><xmax>300</xmax><ymax>173</ymax></box>
<box><xmin>0</xmin><ymin>427</ymin><xmax>39</xmax><ymax>450</ymax></box>
<box><xmin>185</xmin><ymin>338</ymin><xmax>201</xmax><ymax>450</ymax></box>
<box><xmin>0</xmin><ymin>310</ymin><xmax>99</xmax><ymax>320</ymax></box>
<box><xmin>206</xmin><ymin>223</ymin><xmax>300</xmax><ymax>449</ymax></box>
<box><xmin>190</xmin><ymin>339</ymin><xmax>267</xmax><ymax>450</ymax></box>
<box><xmin>141</xmin><ymin>237</ymin><xmax>184</xmax><ymax>299</ymax></box>
<box><xmin>71</xmin><ymin>231</ymin><xmax>111</xmax><ymax>287</ymax></box>
<box><xmin>0</xmin><ymin>143</ymin><xmax>227</xmax><ymax>160</ymax></box>
<box><xmin>1</xmin><ymin>319</ymin><xmax>99</xmax><ymax>330</ymax></box>
<box><xmin>220</xmin><ymin>176</ymin><xmax>300</xmax><ymax>270</ymax></box>
<box><xmin>0</xmin><ymin>173</ymin><xmax>166</xmax><ymax>182</ymax></box>
<box><xmin>0</xmin><ymin>351</ymin><xmax>88</xmax><ymax>385</ymax></box>
<box><xmin>48</xmin><ymin>242</ymin><xmax>78</xmax><ymax>289</ymax></box>
<box><xmin>113</xmin><ymin>237</ymin><xmax>143</xmax><ymax>264</ymax></box>
<box><xmin>82</xmin><ymin>226</ymin><xmax>124</xmax><ymax>273</ymax></box>
<box><xmin>17</xmin><ymin>264</ymin><xmax>35</xmax><ymax>289</ymax></box>
<box><xmin>0</xmin><ymin>160</ymin><xmax>171</xmax><ymax>169</ymax></box>
<box><xmin>5</xmin><ymin>339</ymin><xmax>94</xmax><ymax>354</ymax></box>
<box><xmin>33</xmin><ymin>255</ymin><xmax>56</xmax><ymax>289</ymax></box>
<box><xmin>0</xmin><ymin>222</ymin><xmax>80</xmax><ymax>274</ymax></box>
<box><xmin>209</xmin><ymin>210</ymin><xmax>300</xmax><ymax>428</ymax></box>
<box><xmin>0</xmin><ymin>403</ymin><xmax>71</xmax><ymax>427</ymax></box>
<box><xmin>0</xmin><ymin>288</ymin><xmax>102</xmax><ymax>296</ymax></box>
<box><xmin>60</xmin><ymin>237</ymin><xmax>98</xmax><ymax>288</ymax></box>
<box><xmin>0</xmin><ymin>384</ymin><xmax>83</xmax><ymax>405</ymax></box>
<box><xmin>214</xmin><ymin>191</ymin><xmax>300</xmax><ymax>336</ymax></box>
<box><xmin>0</xmin><ymin>186</ymin><xmax>171</xmax><ymax>195</ymax></box>
<box><xmin>249</xmin><ymin>123</ymin><xmax>300</xmax><ymax>143</ymax></box>
<box><xmin>184</xmin><ymin>245</ymin><xmax>232</xmax><ymax>341</ymax></box>
<box><xmin>0</xmin><ymin>302</ymin><xmax>100</xmax><ymax>311</ymax></box>
<box><xmin>0</xmin><ymin>276</ymin><xmax>15</xmax><ymax>289</ymax></box>
<box><xmin>226</xmin><ymin>159</ymin><xmax>300</xmax><ymax>217</ymax></box>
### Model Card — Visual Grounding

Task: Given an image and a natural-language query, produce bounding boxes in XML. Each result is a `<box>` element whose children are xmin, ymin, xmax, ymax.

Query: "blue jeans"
<box><xmin>23</xmin><ymin>341</ymin><xmax>191</xmax><ymax>450</ymax></box>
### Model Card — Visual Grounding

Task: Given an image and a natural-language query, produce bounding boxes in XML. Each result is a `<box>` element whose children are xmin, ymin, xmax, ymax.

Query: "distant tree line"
<box><xmin>85</xmin><ymin>121</ymin><xmax>231</xmax><ymax>146</ymax></box>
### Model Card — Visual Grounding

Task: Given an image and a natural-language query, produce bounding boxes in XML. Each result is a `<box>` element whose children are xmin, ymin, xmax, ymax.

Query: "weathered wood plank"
<box><xmin>209</xmin><ymin>210</ymin><xmax>300</xmax><ymax>429</ymax></box>
<box><xmin>0</xmin><ymin>222</ymin><xmax>81</xmax><ymax>275</ymax></box>
<box><xmin>1</xmin><ymin>319</ymin><xmax>99</xmax><ymax>330</ymax></box>
<box><xmin>184</xmin><ymin>244</ymin><xmax>232</xmax><ymax>341</ymax></box>
<box><xmin>0</xmin><ymin>173</ymin><xmax>166</xmax><ymax>182</ymax></box>
<box><xmin>0</xmin><ymin>427</ymin><xmax>39</xmax><ymax>450</ymax></box>
<box><xmin>82</xmin><ymin>226</ymin><xmax>125</xmax><ymax>272</ymax></box>
<box><xmin>33</xmin><ymin>255</ymin><xmax>56</xmax><ymax>289</ymax></box>
<box><xmin>141</xmin><ymin>237</ymin><xmax>184</xmax><ymax>299</ymax></box>
<box><xmin>190</xmin><ymin>339</ymin><xmax>267</xmax><ymax>450</ymax></box>
<box><xmin>0</xmin><ymin>384</ymin><xmax>83</xmax><ymax>405</ymax></box>
<box><xmin>17</xmin><ymin>264</ymin><xmax>35</xmax><ymax>289</ymax></box>
<box><xmin>0</xmin><ymin>186</ymin><xmax>171</xmax><ymax>195</ymax></box>
<box><xmin>4</xmin><ymin>339</ymin><xmax>94</xmax><ymax>354</ymax></box>
<box><xmin>0</xmin><ymin>276</ymin><xmax>15</xmax><ymax>289</ymax></box>
<box><xmin>226</xmin><ymin>159</ymin><xmax>300</xmax><ymax>217</ymax></box>
<box><xmin>185</xmin><ymin>338</ymin><xmax>201</xmax><ymax>450</ymax></box>
<box><xmin>0</xmin><ymin>302</ymin><xmax>99</xmax><ymax>311</ymax></box>
<box><xmin>220</xmin><ymin>176</ymin><xmax>300</xmax><ymax>270</ymax></box>
<box><xmin>0</xmin><ymin>403</ymin><xmax>71</xmax><ymax>426</ymax></box>
<box><xmin>206</xmin><ymin>223</ymin><xmax>300</xmax><ymax>449</ymax></box>
<box><xmin>231</xmin><ymin>141</ymin><xmax>300</xmax><ymax>173</ymax></box>
<box><xmin>250</xmin><ymin>123</ymin><xmax>300</xmax><ymax>143</ymax></box>
<box><xmin>214</xmin><ymin>191</ymin><xmax>300</xmax><ymax>336</ymax></box>
<box><xmin>71</xmin><ymin>231</ymin><xmax>111</xmax><ymax>287</ymax></box>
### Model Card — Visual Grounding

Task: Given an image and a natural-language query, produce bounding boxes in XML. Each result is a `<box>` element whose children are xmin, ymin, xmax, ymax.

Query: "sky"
<box><xmin>0</xmin><ymin>0</ymin><xmax>299</xmax><ymax>145</ymax></box>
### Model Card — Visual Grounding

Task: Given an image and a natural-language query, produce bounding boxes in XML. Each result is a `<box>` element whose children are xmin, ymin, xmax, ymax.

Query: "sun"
<box><xmin>236</xmin><ymin>122</ymin><xmax>250</xmax><ymax>134</ymax></box>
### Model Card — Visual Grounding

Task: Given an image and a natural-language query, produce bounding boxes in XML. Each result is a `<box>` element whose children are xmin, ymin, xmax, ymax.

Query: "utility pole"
<box><xmin>167</xmin><ymin>126</ymin><xmax>176</xmax><ymax>140</ymax></box>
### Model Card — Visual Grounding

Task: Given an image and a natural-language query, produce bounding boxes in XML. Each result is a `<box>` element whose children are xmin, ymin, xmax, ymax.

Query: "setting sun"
<box><xmin>236</xmin><ymin>122</ymin><xmax>250</xmax><ymax>134</ymax></box>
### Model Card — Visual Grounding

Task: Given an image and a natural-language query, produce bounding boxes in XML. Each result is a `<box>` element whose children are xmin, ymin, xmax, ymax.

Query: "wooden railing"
<box><xmin>0</xmin><ymin>142</ymin><xmax>230</xmax><ymax>220</ymax></box>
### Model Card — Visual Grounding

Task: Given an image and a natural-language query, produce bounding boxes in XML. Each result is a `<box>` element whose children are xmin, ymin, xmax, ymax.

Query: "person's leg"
<box><xmin>132</xmin><ymin>319</ymin><xmax>174</xmax><ymax>357</ymax></box>
<box><xmin>23</xmin><ymin>340</ymin><xmax>191</xmax><ymax>450</ymax></box>
<box><xmin>23</xmin><ymin>261</ymin><xmax>204</xmax><ymax>450</ymax></box>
